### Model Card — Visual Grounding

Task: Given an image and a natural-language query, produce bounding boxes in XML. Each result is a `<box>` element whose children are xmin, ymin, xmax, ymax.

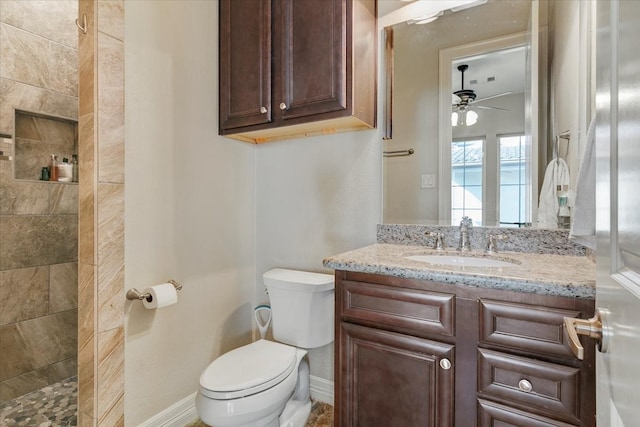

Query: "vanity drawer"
<box><xmin>478</xmin><ymin>399</ymin><xmax>578</xmax><ymax>427</ymax></box>
<box><xmin>340</xmin><ymin>280</ymin><xmax>455</xmax><ymax>336</ymax></box>
<box><xmin>479</xmin><ymin>299</ymin><xmax>582</xmax><ymax>359</ymax></box>
<box><xmin>478</xmin><ymin>349</ymin><xmax>581</xmax><ymax>424</ymax></box>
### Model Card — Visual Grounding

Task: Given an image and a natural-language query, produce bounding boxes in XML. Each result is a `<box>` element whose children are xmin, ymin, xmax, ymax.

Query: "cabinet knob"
<box><xmin>518</xmin><ymin>379</ymin><xmax>533</xmax><ymax>392</ymax></box>
<box><xmin>260</xmin><ymin>106</ymin><xmax>267</xmax><ymax>114</ymax></box>
<box><xmin>279</xmin><ymin>102</ymin><xmax>287</xmax><ymax>110</ymax></box>
<box><xmin>439</xmin><ymin>358</ymin><xmax>452</xmax><ymax>370</ymax></box>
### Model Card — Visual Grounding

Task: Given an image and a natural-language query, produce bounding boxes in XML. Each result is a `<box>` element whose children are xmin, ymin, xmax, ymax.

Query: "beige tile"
<box><xmin>78</xmin><ymin>328</ymin><xmax>96</xmax><ymax>420</ymax></box>
<box><xmin>49</xmin><ymin>182</ymin><xmax>79</xmax><ymax>214</ymax></box>
<box><xmin>0</xmin><ymin>367</ymin><xmax>48</xmax><ymax>401</ymax></box>
<box><xmin>0</xmin><ymin>266</ymin><xmax>49</xmax><ymax>325</ymax></box>
<box><xmin>49</xmin><ymin>40</ymin><xmax>79</xmax><ymax>97</ymax></box>
<box><xmin>48</xmin><ymin>356</ymin><xmax>77</xmax><ymax>383</ymax></box>
<box><xmin>97</xmin><ymin>33</ymin><xmax>124</xmax><ymax>183</ymax></box>
<box><xmin>97</xmin><ymin>1</ymin><xmax>124</xmax><ymax>42</ymax></box>
<box><xmin>15</xmin><ymin>110</ymin><xmax>77</xmax><ymax>143</ymax></box>
<box><xmin>79</xmin><ymin>402</ymin><xmax>98</xmax><ymax>427</ymax></box>
<box><xmin>0</xmin><ymin>23</ymin><xmax>49</xmax><ymax>88</ymax></box>
<box><xmin>14</xmin><ymin>138</ymin><xmax>75</xmax><ymax>180</ymax></box>
<box><xmin>0</xmin><ymin>178</ymin><xmax>50</xmax><ymax>214</ymax></box>
<box><xmin>78</xmin><ymin>113</ymin><xmax>96</xmax><ymax>266</ymax></box>
<box><xmin>0</xmin><ymin>0</ymin><xmax>78</xmax><ymax>49</ymax></box>
<box><xmin>97</xmin><ymin>327</ymin><xmax>124</xmax><ymax>425</ymax></box>
<box><xmin>97</xmin><ymin>183</ymin><xmax>124</xmax><ymax>331</ymax></box>
<box><xmin>0</xmin><ymin>78</ymin><xmax>78</xmax><ymax>136</ymax></box>
<box><xmin>98</xmin><ymin>393</ymin><xmax>124</xmax><ymax>427</ymax></box>
<box><xmin>0</xmin><ymin>215</ymin><xmax>78</xmax><ymax>270</ymax></box>
<box><xmin>50</xmin><ymin>262</ymin><xmax>78</xmax><ymax>313</ymax></box>
<box><xmin>78</xmin><ymin>262</ymin><xmax>96</xmax><ymax>350</ymax></box>
<box><xmin>0</xmin><ymin>309</ymin><xmax>77</xmax><ymax>381</ymax></box>
<box><xmin>78</xmin><ymin>0</ymin><xmax>96</xmax><ymax>119</ymax></box>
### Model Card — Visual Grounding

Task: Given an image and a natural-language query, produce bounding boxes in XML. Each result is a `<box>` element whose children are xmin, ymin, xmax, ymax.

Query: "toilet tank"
<box><xmin>263</xmin><ymin>268</ymin><xmax>334</xmax><ymax>349</ymax></box>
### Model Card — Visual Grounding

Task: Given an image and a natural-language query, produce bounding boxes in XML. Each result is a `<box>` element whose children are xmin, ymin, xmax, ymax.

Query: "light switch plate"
<box><xmin>421</xmin><ymin>174</ymin><xmax>436</xmax><ymax>189</ymax></box>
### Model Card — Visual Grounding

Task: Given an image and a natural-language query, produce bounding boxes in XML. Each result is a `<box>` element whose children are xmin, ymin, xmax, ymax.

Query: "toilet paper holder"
<box><xmin>126</xmin><ymin>279</ymin><xmax>182</xmax><ymax>301</ymax></box>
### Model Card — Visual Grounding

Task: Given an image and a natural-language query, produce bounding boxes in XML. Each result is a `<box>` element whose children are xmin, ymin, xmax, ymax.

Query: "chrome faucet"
<box><xmin>426</xmin><ymin>231</ymin><xmax>445</xmax><ymax>251</ymax></box>
<box><xmin>458</xmin><ymin>216</ymin><xmax>473</xmax><ymax>251</ymax></box>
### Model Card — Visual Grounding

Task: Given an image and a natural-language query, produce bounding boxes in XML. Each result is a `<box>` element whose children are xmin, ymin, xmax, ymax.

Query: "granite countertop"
<box><xmin>323</xmin><ymin>243</ymin><xmax>596</xmax><ymax>299</ymax></box>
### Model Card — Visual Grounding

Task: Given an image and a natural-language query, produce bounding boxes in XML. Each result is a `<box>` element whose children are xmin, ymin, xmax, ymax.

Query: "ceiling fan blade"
<box><xmin>472</xmin><ymin>91</ymin><xmax>515</xmax><ymax>103</ymax></box>
<box><xmin>474</xmin><ymin>105</ymin><xmax>508</xmax><ymax>111</ymax></box>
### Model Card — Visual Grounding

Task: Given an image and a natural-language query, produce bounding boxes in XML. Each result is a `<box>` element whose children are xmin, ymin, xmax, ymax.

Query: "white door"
<box><xmin>595</xmin><ymin>1</ymin><xmax>640</xmax><ymax>425</ymax></box>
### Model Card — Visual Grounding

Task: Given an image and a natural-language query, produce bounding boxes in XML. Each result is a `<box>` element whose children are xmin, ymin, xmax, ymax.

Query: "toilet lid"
<box><xmin>200</xmin><ymin>339</ymin><xmax>297</xmax><ymax>400</ymax></box>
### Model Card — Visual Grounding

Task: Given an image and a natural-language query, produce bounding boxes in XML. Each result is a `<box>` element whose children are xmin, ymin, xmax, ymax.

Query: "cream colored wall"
<box><xmin>124</xmin><ymin>0</ymin><xmax>382</xmax><ymax>419</ymax></box>
<box><xmin>255</xmin><ymin>131</ymin><xmax>382</xmax><ymax>380</ymax></box>
<box><xmin>124</xmin><ymin>1</ymin><xmax>256</xmax><ymax>425</ymax></box>
<box><xmin>549</xmin><ymin>0</ymin><xmax>581</xmax><ymax>191</ymax></box>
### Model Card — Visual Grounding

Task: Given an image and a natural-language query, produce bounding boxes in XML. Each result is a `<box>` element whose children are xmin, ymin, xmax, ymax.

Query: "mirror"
<box><xmin>381</xmin><ymin>0</ymin><xmax>593</xmax><ymax>228</ymax></box>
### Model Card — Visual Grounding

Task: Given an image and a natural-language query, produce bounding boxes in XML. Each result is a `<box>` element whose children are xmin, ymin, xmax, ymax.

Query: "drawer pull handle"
<box><xmin>563</xmin><ymin>308</ymin><xmax>610</xmax><ymax>360</ymax></box>
<box><xmin>518</xmin><ymin>379</ymin><xmax>533</xmax><ymax>392</ymax></box>
<box><xmin>439</xmin><ymin>358</ymin><xmax>451</xmax><ymax>370</ymax></box>
<box><xmin>260</xmin><ymin>106</ymin><xmax>267</xmax><ymax>114</ymax></box>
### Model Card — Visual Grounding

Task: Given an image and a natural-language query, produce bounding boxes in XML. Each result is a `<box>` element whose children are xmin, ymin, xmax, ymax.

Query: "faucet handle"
<box><xmin>486</xmin><ymin>234</ymin><xmax>507</xmax><ymax>253</ymax></box>
<box><xmin>426</xmin><ymin>231</ymin><xmax>446</xmax><ymax>251</ymax></box>
<box><xmin>460</xmin><ymin>216</ymin><xmax>473</xmax><ymax>228</ymax></box>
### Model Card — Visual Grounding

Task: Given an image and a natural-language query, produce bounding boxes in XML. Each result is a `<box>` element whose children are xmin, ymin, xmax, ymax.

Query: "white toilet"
<box><xmin>196</xmin><ymin>268</ymin><xmax>334</xmax><ymax>427</ymax></box>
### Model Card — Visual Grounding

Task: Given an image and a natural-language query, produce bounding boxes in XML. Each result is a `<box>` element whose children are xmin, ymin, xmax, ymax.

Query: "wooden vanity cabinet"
<box><xmin>334</xmin><ymin>271</ymin><xmax>596</xmax><ymax>427</ymax></box>
<box><xmin>219</xmin><ymin>0</ymin><xmax>376</xmax><ymax>143</ymax></box>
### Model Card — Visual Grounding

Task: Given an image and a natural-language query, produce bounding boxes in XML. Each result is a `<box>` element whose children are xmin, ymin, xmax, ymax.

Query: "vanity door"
<box><xmin>336</xmin><ymin>322</ymin><xmax>454</xmax><ymax>427</ymax></box>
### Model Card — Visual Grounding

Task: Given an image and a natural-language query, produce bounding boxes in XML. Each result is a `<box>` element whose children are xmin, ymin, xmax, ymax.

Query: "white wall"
<box><xmin>124</xmin><ymin>1</ymin><xmax>256</xmax><ymax>425</ymax></box>
<box><xmin>124</xmin><ymin>0</ymin><xmax>382</xmax><ymax>422</ymax></box>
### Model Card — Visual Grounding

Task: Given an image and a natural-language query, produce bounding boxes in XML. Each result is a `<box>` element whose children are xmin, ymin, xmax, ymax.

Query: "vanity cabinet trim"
<box><xmin>340</xmin><ymin>279</ymin><xmax>455</xmax><ymax>336</ymax></box>
<box><xmin>478</xmin><ymin>348</ymin><xmax>581</xmax><ymax>424</ymax></box>
<box><xmin>479</xmin><ymin>299</ymin><xmax>582</xmax><ymax>359</ymax></box>
<box><xmin>338</xmin><ymin>322</ymin><xmax>454</xmax><ymax>427</ymax></box>
<box><xmin>478</xmin><ymin>399</ymin><xmax>578</xmax><ymax>427</ymax></box>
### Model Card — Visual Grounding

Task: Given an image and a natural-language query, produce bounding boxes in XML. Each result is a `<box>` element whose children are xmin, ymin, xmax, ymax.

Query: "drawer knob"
<box><xmin>439</xmin><ymin>358</ymin><xmax>452</xmax><ymax>370</ymax></box>
<box><xmin>260</xmin><ymin>106</ymin><xmax>267</xmax><ymax>114</ymax></box>
<box><xmin>518</xmin><ymin>379</ymin><xmax>533</xmax><ymax>392</ymax></box>
<box><xmin>279</xmin><ymin>102</ymin><xmax>287</xmax><ymax>110</ymax></box>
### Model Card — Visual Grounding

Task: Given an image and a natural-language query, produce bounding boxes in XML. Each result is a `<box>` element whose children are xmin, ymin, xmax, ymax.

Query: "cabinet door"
<box><xmin>337</xmin><ymin>322</ymin><xmax>454</xmax><ymax>427</ymax></box>
<box><xmin>274</xmin><ymin>0</ymin><xmax>348</xmax><ymax>121</ymax></box>
<box><xmin>219</xmin><ymin>0</ymin><xmax>272</xmax><ymax>130</ymax></box>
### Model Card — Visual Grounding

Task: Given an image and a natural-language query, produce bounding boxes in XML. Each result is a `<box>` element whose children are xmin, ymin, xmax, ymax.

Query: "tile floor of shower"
<box><xmin>0</xmin><ymin>378</ymin><xmax>333</xmax><ymax>427</ymax></box>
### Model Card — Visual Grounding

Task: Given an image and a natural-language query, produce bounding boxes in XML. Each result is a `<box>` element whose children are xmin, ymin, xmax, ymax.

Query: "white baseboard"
<box><xmin>138</xmin><ymin>392</ymin><xmax>199</xmax><ymax>427</ymax></box>
<box><xmin>139</xmin><ymin>377</ymin><xmax>333</xmax><ymax>427</ymax></box>
<box><xmin>310</xmin><ymin>375</ymin><xmax>334</xmax><ymax>406</ymax></box>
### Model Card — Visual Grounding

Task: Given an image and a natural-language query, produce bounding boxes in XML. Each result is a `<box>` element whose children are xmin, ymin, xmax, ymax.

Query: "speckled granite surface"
<box><xmin>323</xmin><ymin>243</ymin><xmax>595</xmax><ymax>299</ymax></box>
<box><xmin>377</xmin><ymin>224</ymin><xmax>587</xmax><ymax>256</ymax></box>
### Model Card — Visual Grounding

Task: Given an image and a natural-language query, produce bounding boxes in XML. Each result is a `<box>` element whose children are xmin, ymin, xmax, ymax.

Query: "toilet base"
<box><xmin>278</xmin><ymin>400</ymin><xmax>311</xmax><ymax>427</ymax></box>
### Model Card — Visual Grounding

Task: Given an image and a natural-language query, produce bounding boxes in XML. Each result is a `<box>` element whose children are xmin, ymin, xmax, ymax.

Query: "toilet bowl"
<box><xmin>196</xmin><ymin>268</ymin><xmax>334</xmax><ymax>427</ymax></box>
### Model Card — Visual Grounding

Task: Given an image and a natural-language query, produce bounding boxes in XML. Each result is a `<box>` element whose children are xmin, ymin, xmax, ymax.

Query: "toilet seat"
<box><xmin>199</xmin><ymin>339</ymin><xmax>297</xmax><ymax>400</ymax></box>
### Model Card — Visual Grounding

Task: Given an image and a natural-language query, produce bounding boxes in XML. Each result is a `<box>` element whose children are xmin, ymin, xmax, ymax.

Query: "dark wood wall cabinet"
<box><xmin>334</xmin><ymin>271</ymin><xmax>596</xmax><ymax>427</ymax></box>
<box><xmin>219</xmin><ymin>0</ymin><xmax>376</xmax><ymax>144</ymax></box>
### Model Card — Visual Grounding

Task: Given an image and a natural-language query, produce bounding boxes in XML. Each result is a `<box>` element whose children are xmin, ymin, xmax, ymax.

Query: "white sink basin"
<box><xmin>405</xmin><ymin>254</ymin><xmax>519</xmax><ymax>268</ymax></box>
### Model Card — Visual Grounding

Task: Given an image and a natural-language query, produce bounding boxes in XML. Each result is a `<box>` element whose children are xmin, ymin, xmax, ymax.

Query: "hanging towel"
<box><xmin>569</xmin><ymin>116</ymin><xmax>596</xmax><ymax>249</ymax></box>
<box><xmin>537</xmin><ymin>157</ymin><xmax>573</xmax><ymax>229</ymax></box>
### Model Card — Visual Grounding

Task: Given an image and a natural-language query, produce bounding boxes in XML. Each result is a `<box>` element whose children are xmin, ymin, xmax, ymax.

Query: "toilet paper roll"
<box><xmin>142</xmin><ymin>283</ymin><xmax>178</xmax><ymax>309</ymax></box>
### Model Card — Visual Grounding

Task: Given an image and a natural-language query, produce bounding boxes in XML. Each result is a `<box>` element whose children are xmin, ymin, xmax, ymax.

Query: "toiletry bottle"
<box><xmin>41</xmin><ymin>166</ymin><xmax>50</xmax><ymax>181</ymax></box>
<box><xmin>72</xmin><ymin>154</ymin><xmax>79</xmax><ymax>182</ymax></box>
<box><xmin>49</xmin><ymin>154</ymin><xmax>59</xmax><ymax>181</ymax></box>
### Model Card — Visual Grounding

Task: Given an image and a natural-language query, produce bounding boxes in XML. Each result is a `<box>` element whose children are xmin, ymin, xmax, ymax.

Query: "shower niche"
<box><xmin>13</xmin><ymin>110</ymin><xmax>78</xmax><ymax>182</ymax></box>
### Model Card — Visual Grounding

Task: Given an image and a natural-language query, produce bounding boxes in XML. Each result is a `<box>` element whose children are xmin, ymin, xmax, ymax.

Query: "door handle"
<box><xmin>563</xmin><ymin>308</ymin><xmax>610</xmax><ymax>360</ymax></box>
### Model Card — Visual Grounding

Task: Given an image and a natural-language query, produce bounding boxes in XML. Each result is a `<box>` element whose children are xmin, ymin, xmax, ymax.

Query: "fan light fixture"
<box><xmin>452</xmin><ymin>109</ymin><xmax>478</xmax><ymax>127</ymax></box>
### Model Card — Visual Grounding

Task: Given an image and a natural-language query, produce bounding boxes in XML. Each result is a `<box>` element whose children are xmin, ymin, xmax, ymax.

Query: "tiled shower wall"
<box><xmin>0</xmin><ymin>1</ymin><xmax>79</xmax><ymax>402</ymax></box>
